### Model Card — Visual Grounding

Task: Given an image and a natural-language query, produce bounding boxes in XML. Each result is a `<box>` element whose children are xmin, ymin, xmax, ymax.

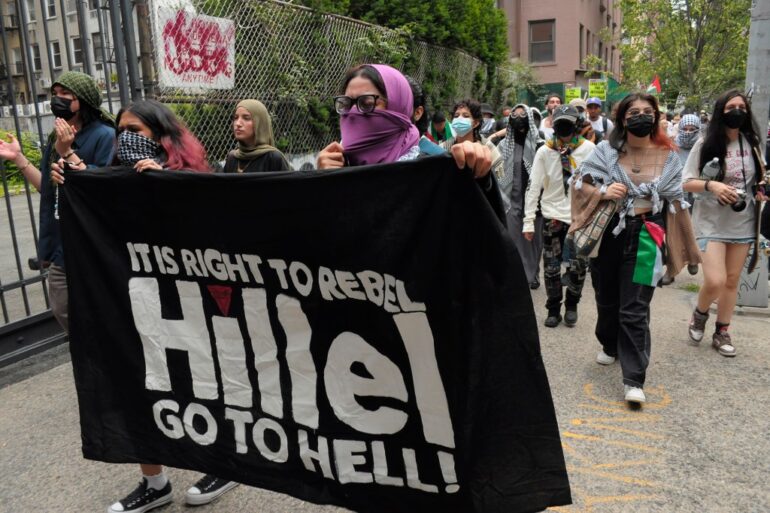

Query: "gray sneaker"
<box><xmin>688</xmin><ymin>309</ymin><xmax>709</xmax><ymax>344</ymax></box>
<box><xmin>712</xmin><ymin>330</ymin><xmax>736</xmax><ymax>357</ymax></box>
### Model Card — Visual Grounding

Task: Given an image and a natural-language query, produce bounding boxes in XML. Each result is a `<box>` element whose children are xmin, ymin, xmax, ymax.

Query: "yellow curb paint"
<box><xmin>566</xmin><ymin>465</ymin><xmax>660</xmax><ymax>488</ymax></box>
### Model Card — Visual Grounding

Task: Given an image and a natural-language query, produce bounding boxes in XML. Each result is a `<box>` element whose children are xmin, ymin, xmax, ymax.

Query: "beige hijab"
<box><xmin>233</xmin><ymin>100</ymin><xmax>280</xmax><ymax>160</ymax></box>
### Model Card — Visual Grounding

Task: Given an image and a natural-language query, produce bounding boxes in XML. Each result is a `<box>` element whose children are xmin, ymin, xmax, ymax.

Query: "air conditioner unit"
<box><xmin>42</xmin><ymin>100</ymin><xmax>51</xmax><ymax>113</ymax></box>
<box><xmin>40</xmin><ymin>77</ymin><xmax>51</xmax><ymax>88</ymax></box>
<box><xmin>1</xmin><ymin>106</ymin><xmax>10</xmax><ymax>117</ymax></box>
<box><xmin>14</xmin><ymin>104</ymin><xmax>24</xmax><ymax>116</ymax></box>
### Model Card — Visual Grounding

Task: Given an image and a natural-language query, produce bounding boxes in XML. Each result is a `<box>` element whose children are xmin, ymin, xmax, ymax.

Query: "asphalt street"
<box><xmin>0</xmin><ymin>247</ymin><xmax>769</xmax><ymax>512</ymax></box>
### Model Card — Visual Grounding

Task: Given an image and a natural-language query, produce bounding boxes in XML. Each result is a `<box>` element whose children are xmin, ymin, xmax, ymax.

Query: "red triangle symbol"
<box><xmin>207</xmin><ymin>285</ymin><xmax>233</xmax><ymax>317</ymax></box>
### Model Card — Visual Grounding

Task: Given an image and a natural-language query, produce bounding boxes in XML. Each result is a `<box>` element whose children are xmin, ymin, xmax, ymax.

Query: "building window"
<box><xmin>31</xmin><ymin>43</ymin><xmax>41</xmax><ymax>71</ymax></box>
<box><xmin>71</xmin><ymin>36</ymin><xmax>82</xmax><ymax>64</ymax></box>
<box><xmin>579</xmin><ymin>24</ymin><xmax>584</xmax><ymax>66</ymax></box>
<box><xmin>47</xmin><ymin>0</ymin><xmax>56</xmax><ymax>17</ymax></box>
<box><xmin>92</xmin><ymin>32</ymin><xmax>103</xmax><ymax>58</ymax></box>
<box><xmin>25</xmin><ymin>0</ymin><xmax>36</xmax><ymax>21</ymax></box>
<box><xmin>89</xmin><ymin>0</ymin><xmax>98</xmax><ymax>9</ymax></box>
<box><xmin>12</xmin><ymin>47</ymin><xmax>23</xmax><ymax>75</ymax></box>
<box><xmin>529</xmin><ymin>20</ymin><xmax>555</xmax><ymax>63</ymax></box>
<box><xmin>50</xmin><ymin>40</ymin><xmax>62</xmax><ymax>68</ymax></box>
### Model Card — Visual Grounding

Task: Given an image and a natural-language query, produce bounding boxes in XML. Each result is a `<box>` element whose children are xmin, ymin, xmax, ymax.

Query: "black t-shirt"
<box><xmin>223</xmin><ymin>150</ymin><xmax>290</xmax><ymax>173</ymax></box>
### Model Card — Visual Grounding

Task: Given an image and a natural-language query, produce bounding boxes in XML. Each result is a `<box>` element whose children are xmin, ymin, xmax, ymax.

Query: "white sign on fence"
<box><xmin>736</xmin><ymin>246</ymin><xmax>768</xmax><ymax>308</ymax></box>
<box><xmin>154</xmin><ymin>8</ymin><xmax>236</xmax><ymax>90</ymax></box>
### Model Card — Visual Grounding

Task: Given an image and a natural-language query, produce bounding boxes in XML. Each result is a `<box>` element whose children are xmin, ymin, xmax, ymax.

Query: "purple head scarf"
<box><xmin>340</xmin><ymin>64</ymin><xmax>420</xmax><ymax>166</ymax></box>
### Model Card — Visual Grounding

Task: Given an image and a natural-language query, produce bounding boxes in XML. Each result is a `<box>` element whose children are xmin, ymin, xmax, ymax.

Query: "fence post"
<box><xmin>118</xmin><ymin>0</ymin><xmax>142</xmax><ymax>100</ymax></box>
<box><xmin>107</xmin><ymin>0</ymin><xmax>129</xmax><ymax>106</ymax></box>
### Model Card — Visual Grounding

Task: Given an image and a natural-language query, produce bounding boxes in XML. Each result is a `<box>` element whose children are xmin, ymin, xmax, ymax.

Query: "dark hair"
<box><xmin>432</xmin><ymin>110</ymin><xmax>446</xmax><ymax>123</ymax></box>
<box><xmin>117</xmin><ymin>99</ymin><xmax>209</xmax><ymax>172</ymax></box>
<box><xmin>698</xmin><ymin>89</ymin><xmax>761</xmax><ymax>180</ymax></box>
<box><xmin>608</xmin><ymin>92</ymin><xmax>674</xmax><ymax>151</ymax></box>
<box><xmin>666</xmin><ymin>112</ymin><xmax>673</xmax><ymax>122</ymax></box>
<box><xmin>451</xmin><ymin>99</ymin><xmax>483</xmax><ymax>142</ymax></box>
<box><xmin>342</xmin><ymin>65</ymin><xmax>388</xmax><ymax>100</ymax></box>
<box><xmin>405</xmin><ymin>74</ymin><xmax>428</xmax><ymax>134</ymax></box>
<box><xmin>77</xmin><ymin>103</ymin><xmax>102</xmax><ymax>127</ymax></box>
<box><xmin>545</xmin><ymin>92</ymin><xmax>563</xmax><ymax>106</ymax></box>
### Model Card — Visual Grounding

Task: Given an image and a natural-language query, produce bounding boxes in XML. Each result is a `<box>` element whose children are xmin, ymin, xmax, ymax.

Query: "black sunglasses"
<box><xmin>333</xmin><ymin>94</ymin><xmax>383</xmax><ymax>114</ymax></box>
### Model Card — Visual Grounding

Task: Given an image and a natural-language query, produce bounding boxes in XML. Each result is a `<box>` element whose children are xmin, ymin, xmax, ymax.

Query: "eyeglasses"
<box><xmin>511</xmin><ymin>111</ymin><xmax>528</xmax><ymax>118</ymax></box>
<box><xmin>626</xmin><ymin>108</ymin><xmax>655</xmax><ymax>117</ymax></box>
<box><xmin>333</xmin><ymin>94</ymin><xmax>383</xmax><ymax>114</ymax></box>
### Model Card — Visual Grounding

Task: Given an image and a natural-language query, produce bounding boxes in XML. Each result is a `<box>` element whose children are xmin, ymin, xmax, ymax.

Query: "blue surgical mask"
<box><xmin>452</xmin><ymin>117</ymin><xmax>474</xmax><ymax>137</ymax></box>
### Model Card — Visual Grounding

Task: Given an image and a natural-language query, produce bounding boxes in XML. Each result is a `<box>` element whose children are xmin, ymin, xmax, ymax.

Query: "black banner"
<box><xmin>60</xmin><ymin>157</ymin><xmax>570</xmax><ymax>513</ymax></box>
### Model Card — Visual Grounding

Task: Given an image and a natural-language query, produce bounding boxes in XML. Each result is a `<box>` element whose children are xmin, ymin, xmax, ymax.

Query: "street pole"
<box><xmin>746</xmin><ymin>0</ymin><xmax>770</xmax><ymax>151</ymax></box>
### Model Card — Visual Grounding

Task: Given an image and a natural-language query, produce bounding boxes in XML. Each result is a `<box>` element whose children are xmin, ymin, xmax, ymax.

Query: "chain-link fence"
<box><xmin>149</xmin><ymin>0</ymin><xmax>485</xmax><ymax>162</ymax></box>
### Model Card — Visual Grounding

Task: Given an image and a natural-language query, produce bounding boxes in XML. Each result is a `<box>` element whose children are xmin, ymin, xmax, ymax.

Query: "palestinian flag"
<box><xmin>633</xmin><ymin>220</ymin><xmax>666</xmax><ymax>287</ymax></box>
<box><xmin>646</xmin><ymin>75</ymin><xmax>662</xmax><ymax>95</ymax></box>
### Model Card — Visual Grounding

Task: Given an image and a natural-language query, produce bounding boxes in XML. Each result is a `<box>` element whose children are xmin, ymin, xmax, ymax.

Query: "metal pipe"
<box><xmin>118</xmin><ymin>0</ymin><xmax>141</xmax><ymax>100</ymax></box>
<box><xmin>94</xmin><ymin>0</ymin><xmax>113</xmax><ymax>112</ymax></box>
<box><xmin>74</xmin><ymin>0</ymin><xmax>92</xmax><ymax>75</ymax></box>
<box><xmin>107</xmin><ymin>0</ymin><xmax>128</xmax><ymax>105</ymax></box>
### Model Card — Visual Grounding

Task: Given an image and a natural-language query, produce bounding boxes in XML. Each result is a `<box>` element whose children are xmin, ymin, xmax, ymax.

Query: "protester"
<box><xmin>317</xmin><ymin>64</ymin><xmax>493</xmax><ymax>183</ymax></box>
<box><xmin>0</xmin><ymin>71</ymin><xmax>115</xmax><ymax>330</ymax></box>
<box><xmin>406</xmin><ymin>75</ymin><xmax>446</xmax><ymax>155</ymax></box>
<box><xmin>683</xmin><ymin>89</ymin><xmax>768</xmax><ymax>357</ymax></box>
<box><xmin>67</xmin><ymin>100</ymin><xmax>237</xmax><ymax>513</ymax></box>
<box><xmin>540</xmin><ymin>93</ymin><xmax>563</xmax><ymax>139</ymax></box>
<box><xmin>429</xmin><ymin>110</ymin><xmax>452</xmax><ymax>143</ymax></box>
<box><xmin>530</xmin><ymin>107</ymin><xmax>547</xmax><ymax>140</ymax></box>
<box><xmin>570</xmin><ymin>98</ymin><xmax>598</xmax><ymax>143</ymax></box>
<box><xmin>586</xmin><ymin>97</ymin><xmax>614</xmax><ymax>141</ymax></box>
<box><xmin>524</xmin><ymin>105</ymin><xmax>595</xmax><ymax>327</ymax></box>
<box><xmin>572</xmin><ymin>92</ymin><xmax>698</xmax><ymax>404</ymax></box>
<box><xmin>495</xmin><ymin>105</ymin><xmax>512</xmax><ymax>131</ymax></box>
<box><xmin>675</xmin><ymin>114</ymin><xmax>702</xmax><ymax>165</ymax></box>
<box><xmin>480</xmin><ymin>102</ymin><xmax>497</xmax><ymax>138</ymax></box>
<box><xmin>439</xmin><ymin>98</ymin><xmax>504</xmax><ymax>179</ymax></box>
<box><xmin>498</xmin><ymin>104</ymin><xmax>545</xmax><ymax>289</ymax></box>
<box><xmin>223</xmin><ymin>99</ymin><xmax>291</xmax><ymax>173</ymax></box>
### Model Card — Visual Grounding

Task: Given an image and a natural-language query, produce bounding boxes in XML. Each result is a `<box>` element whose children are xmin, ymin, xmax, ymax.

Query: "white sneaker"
<box><xmin>596</xmin><ymin>350</ymin><xmax>616</xmax><ymax>365</ymax></box>
<box><xmin>624</xmin><ymin>385</ymin><xmax>646</xmax><ymax>404</ymax></box>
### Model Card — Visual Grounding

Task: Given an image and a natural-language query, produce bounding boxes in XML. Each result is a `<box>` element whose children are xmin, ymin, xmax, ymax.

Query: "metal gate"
<box><xmin>0</xmin><ymin>0</ymin><xmax>142</xmax><ymax>367</ymax></box>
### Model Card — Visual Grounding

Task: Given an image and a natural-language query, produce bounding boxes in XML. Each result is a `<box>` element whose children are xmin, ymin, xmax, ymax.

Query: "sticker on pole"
<box><xmin>155</xmin><ymin>8</ymin><xmax>236</xmax><ymax>90</ymax></box>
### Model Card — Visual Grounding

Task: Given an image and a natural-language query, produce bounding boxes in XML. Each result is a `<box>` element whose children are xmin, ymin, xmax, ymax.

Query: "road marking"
<box><xmin>548</xmin><ymin>383</ymin><xmax>672</xmax><ymax>512</ymax></box>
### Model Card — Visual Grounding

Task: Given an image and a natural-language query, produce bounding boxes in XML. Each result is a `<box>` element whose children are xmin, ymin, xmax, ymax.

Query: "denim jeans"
<box><xmin>590</xmin><ymin>213</ymin><xmax>663</xmax><ymax>388</ymax></box>
<box><xmin>543</xmin><ymin>218</ymin><xmax>588</xmax><ymax>315</ymax></box>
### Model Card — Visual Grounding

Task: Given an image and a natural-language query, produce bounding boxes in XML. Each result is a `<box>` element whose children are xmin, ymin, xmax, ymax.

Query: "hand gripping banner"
<box><xmin>60</xmin><ymin>157</ymin><xmax>571</xmax><ymax>513</ymax></box>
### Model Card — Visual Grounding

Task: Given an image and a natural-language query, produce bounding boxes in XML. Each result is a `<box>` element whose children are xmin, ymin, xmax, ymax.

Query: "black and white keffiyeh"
<box><xmin>497</xmin><ymin>104</ymin><xmax>542</xmax><ymax>212</ymax></box>
<box><xmin>574</xmin><ymin>140</ymin><xmax>689</xmax><ymax>235</ymax></box>
<box><xmin>117</xmin><ymin>130</ymin><xmax>162</xmax><ymax>166</ymax></box>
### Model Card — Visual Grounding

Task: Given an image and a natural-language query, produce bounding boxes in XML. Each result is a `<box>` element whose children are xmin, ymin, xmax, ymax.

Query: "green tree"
<box><xmin>621</xmin><ymin>0</ymin><xmax>750</xmax><ymax>108</ymax></box>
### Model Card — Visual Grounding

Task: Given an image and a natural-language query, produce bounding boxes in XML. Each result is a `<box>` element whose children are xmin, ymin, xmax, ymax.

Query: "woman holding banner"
<box><xmin>572</xmin><ymin>92</ymin><xmax>697</xmax><ymax>405</ymax></box>
<box><xmin>53</xmin><ymin>99</ymin><xmax>238</xmax><ymax>512</ymax></box>
<box><xmin>682</xmin><ymin>90</ymin><xmax>768</xmax><ymax>357</ymax></box>
<box><xmin>317</xmin><ymin>64</ymin><xmax>492</xmax><ymax>179</ymax></box>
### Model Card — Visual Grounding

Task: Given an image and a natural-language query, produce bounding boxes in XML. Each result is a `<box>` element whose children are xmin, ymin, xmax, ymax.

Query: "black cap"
<box><xmin>552</xmin><ymin>105</ymin><xmax>579</xmax><ymax>124</ymax></box>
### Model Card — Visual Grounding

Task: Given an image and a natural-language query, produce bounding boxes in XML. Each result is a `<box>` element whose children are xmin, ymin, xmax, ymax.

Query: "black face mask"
<box><xmin>51</xmin><ymin>96</ymin><xmax>76</xmax><ymax>120</ymax></box>
<box><xmin>511</xmin><ymin>116</ymin><xmax>529</xmax><ymax>132</ymax></box>
<box><xmin>626</xmin><ymin>114</ymin><xmax>655</xmax><ymax>137</ymax></box>
<box><xmin>724</xmin><ymin>109</ymin><xmax>747</xmax><ymax>129</ymax></box>
<box><xmin>554</xmin><ymin>121</ymin><xmax>575</xmax><ymax>138</ymax></box>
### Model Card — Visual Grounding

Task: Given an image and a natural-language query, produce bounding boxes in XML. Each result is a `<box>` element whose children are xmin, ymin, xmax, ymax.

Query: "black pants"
<box><xmin>543</xmin><ymin>218</ymin><xmax>587</xmax><ymax>314</ymax></box>
<box><xmin>591</xmin><ymin>213</ymin><xmax>662</xmax><ymax>388</ymax></box>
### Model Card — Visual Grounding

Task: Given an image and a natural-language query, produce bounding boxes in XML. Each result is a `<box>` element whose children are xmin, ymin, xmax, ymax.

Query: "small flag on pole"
<box><xmin>646</xmin><ymin>75</ymin><xmax>662</xmax><ymax>95</ymax></box>
<box><xmin>633</xmin><ymin>221</ymin><xmax>666</xmax><ymax>287</ymax></box>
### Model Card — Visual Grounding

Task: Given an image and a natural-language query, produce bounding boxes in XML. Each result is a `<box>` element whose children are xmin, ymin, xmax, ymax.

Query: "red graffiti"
<box><xmin>163</xmin><ymin>10</ymin><xmax>235</xmax><ymax>79</ymax></box>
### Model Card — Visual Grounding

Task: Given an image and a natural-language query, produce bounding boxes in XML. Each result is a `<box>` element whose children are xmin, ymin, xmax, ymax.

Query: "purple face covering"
<box><xmin>340</xmin><ymin>64</ymin><xmax>420</xmax><ymax>166</ymax></box>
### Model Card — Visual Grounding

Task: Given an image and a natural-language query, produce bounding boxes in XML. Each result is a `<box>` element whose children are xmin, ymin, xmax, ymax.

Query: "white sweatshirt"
<box><xmin>523</xmin><ymin>140</ymin><xmax>596</xmax><ymax>231</ymax></box>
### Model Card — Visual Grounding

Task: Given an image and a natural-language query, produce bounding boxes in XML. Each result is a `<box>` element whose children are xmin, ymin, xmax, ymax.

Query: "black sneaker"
<box><xmin>529</xmin><ymin>278</ymin><xmax>540</xmax><ymax>290</ymax></box>
<box><xmin>564</xmin><ymin>309</ymin><xmax>578</xmax><ymax>327</ymax></box>
<box><xmin>544</xmin><ymin>313</ymin><xmax>562</xmax><ymax>328</ymax></box>
<box><xmin>185</xmin><ymin>475</ymin><xmax>239</xmax><ymax>506</ymax></box>
<box><xmin>108</xmin><ymin>478</ymin><xmax>172</xmax><ymax>513</ymax></box>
